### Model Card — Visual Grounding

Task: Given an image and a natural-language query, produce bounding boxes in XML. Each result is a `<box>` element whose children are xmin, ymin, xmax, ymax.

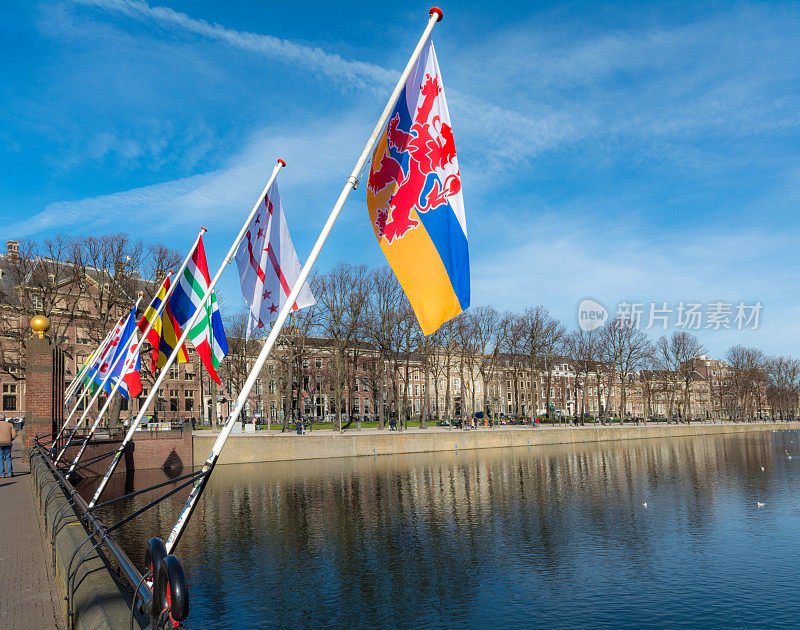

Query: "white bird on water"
<box><xmin>642</xmin><ymin>502</ymin><xmax>648</xmax><ymax>508</ymax></box>
<box><xmin>757</xmin><ymin>502</ymin><xmax>765</xmax><ymax>508</ymax></box>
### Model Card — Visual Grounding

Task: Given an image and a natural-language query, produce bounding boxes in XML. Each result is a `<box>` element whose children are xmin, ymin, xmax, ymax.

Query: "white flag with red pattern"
<box><xmin>234</xmin><ymin>179</ymin><xmax>316</xmax><ymax>338</ymax></box>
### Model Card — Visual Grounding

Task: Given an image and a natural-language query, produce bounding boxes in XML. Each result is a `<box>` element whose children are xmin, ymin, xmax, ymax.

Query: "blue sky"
<box><xmin>2</xmin><ymin>0</ymin><xmax>799</xmax><ymax>357</ymax></box>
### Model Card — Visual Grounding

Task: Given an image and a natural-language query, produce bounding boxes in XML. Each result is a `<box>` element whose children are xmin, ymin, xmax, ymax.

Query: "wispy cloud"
<box><xmin>73</xmin><ymin>0</ymin><xmax>394</xmax><ymax>89</ymax></box>
<box><xmin>7</xmin><ymin>114</ymin><xmax>370</xmax><ymax>238</ymax></box>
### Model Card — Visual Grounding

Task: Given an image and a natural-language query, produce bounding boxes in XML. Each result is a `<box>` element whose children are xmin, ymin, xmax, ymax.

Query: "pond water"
<box><xmin>80</xmin><ymin>429</ymin><xmax>800</xmax><ymax>629</ymax></box>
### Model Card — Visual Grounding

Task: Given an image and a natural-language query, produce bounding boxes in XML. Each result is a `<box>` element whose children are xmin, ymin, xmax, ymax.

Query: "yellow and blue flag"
<box><xmin>367</xmin><ymin>38</ymin><xmax>469</xmax><ymax>335</ymax></box>
<box><xmin>138</xmin><ymin>276</ymin><xmax>188</xmax><ymax>374</ymax></box>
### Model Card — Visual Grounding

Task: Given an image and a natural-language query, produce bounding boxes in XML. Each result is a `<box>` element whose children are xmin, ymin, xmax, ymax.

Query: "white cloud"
<box><xmin>73</xmin><ymin>0</ymin><xmax>394</xmax><ymax>89</ymax></box>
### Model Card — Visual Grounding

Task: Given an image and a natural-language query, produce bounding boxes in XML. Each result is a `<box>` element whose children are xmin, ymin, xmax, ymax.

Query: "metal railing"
<box><xmin>31</xmin><ymin>439</ymin><xmax>155</xmax><ymax>629</ymax></box>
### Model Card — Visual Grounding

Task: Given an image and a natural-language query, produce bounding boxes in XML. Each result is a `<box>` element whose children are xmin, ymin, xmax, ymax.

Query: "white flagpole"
<box><xmin>87</xmin><ymin>228</ymin><xmax>206</xmax><ymax>505</ymax></box>
<box><xmin>63</xmin><ymin>329</ymin><xmax>114</xmax><ymax>412</ymax></box>
<box><xmin>52</xmin><ymin>316</ymin><xmax>124</xmax><ymax>450</ymax></box>
<box><xmin>64</xmin><ymin>341</ymin><xmax>105</xmax><ymax>404</ymax></box>
<box><xmin>54</xmin><ymin>294</ymin><xmax>145</xmax><ymax>464</ymax></box>
<box><xmin>164</xmin><ymin>7</ymin><xmax>445</xmax><ymax>554</ymax></box>
<box><xmin>88</xmin><ymin>161</ymin><xmax>284</xmax><ymax>506</ymax></box>
<box><xmin>64</xmin><ymin>355</ymin><xmax>91</xmax><ymax>405</ymax></box>
<box><xmin>65</xmin><ymin>271</ymin><xmax>176</xmax><ymax>477</ymax></box>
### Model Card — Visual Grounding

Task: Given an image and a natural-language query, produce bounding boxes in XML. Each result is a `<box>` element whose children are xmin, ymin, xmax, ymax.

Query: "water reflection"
<box><xmin>79</xmin><ymin>430</ymin><xmax>800</xmax><ymax>629</ymax></box>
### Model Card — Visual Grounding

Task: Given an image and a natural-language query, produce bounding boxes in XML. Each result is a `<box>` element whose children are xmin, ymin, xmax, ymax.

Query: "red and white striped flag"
<box><xmin>234</xmin><ymin>179</ymin><xmax>315</xmax><ymax>338</ymax></box>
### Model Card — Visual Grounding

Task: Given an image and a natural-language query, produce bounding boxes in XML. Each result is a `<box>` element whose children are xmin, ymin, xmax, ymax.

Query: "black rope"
<box><xmin>66</xmin><ymin>447</ymin><xmax>119</xmax><ymax>474</ymax></box>
<box><xmin>103</xmin><ymin>475</ymin><xmax>202</xmax><ymax>534</ymax></box>
<box><xmin>90</xmin><ymin>470</ymin><xmax>204</xmax><ymax>512</ymax></box>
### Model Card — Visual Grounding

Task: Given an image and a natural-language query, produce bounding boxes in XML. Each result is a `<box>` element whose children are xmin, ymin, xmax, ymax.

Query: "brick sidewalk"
<box><xmin>0</xmin><ymin>442</ymin><xmax>64</xmax><ymax>630</ymax></box>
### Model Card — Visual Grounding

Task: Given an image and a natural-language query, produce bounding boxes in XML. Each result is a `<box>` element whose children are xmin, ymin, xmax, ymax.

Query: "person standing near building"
<box><xmin>0</xmin><ymin>414</ymin><xmax>17</xmax><ymax>478</ymax></box>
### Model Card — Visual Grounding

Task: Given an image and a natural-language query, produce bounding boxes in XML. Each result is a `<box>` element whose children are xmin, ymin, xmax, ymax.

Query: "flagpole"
<box><xmin>64</xmin><ymin>343</ymin><xmax>102</xmax><ymax>404</ymax></box>
<box><xmin>164</xmin><ymin>7</ymin><xmax>445</xmax><ymax>554</ymax></box>
<box><xmin>52</xmin><ymin>316</ymin><xmax>124</xmax><ymax>451</ymax></box>
<box><xmin>65</xmin><ymin>271</ymin><xmax>177</xmax><ymax>477</ymax></box>
<box><xmin>88</xmin><ymin>158</ymin><xmax>283</xmax><ymax>506</ymax></box>
<box><xmin>64</xmin><ymin>354</ymin><xmax>91</xmax><ymax>405</ymax></box>
<box><xmin>85</xmin><ymin>229</ymin><xmax>204</xmax><ymax>505</ymax></box>
<box><xmin>54</xmin><ymin>294</ymin><xmax>145</xmax><ymax>464</ymax></box>
<box><xmin>63</xmin><ymin>330</ymin><xmax>113</xmax><ymax>413</ymax></box>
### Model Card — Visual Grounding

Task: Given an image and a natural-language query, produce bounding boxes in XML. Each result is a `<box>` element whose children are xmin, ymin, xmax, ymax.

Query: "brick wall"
<box><xmin>59</xmin><ymin>430</ymin><xmax>193</xmax><ymax>478</ymax></box>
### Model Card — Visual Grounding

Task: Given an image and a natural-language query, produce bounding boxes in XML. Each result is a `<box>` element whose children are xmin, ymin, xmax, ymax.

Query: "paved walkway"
<box><xmin>0</xmin><ymin>442</ymin><xmax>64</xmax><ymax>630</ymax></box>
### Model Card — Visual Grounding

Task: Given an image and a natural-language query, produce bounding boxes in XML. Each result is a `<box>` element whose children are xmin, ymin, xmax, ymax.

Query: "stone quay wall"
<box><xmin>30</xmin><ymin>450</ymin><xmax>146</xmax><ymax>629</ymax></box>
<box><xmin>193</xmin><ymin>421</ymin><xmax>800</xmax><ymax>466</ymax></box>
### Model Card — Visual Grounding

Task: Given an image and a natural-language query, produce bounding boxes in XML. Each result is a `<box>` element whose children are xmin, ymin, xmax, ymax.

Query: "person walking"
<box><xmin>0</xmin><ymin>414</ymin><xmax>17</xmax><ymax>478</ymax></box>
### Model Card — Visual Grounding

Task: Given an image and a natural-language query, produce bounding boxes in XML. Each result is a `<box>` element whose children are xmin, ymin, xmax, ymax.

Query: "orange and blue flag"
<box><xmin>367</xmin><ymin>38</ymin><xmax>468</xmax><ymax>335</ymax></box>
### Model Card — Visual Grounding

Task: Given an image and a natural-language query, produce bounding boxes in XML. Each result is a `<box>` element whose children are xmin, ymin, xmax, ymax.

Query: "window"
<box><xmin>169</xmin><ymin>366</ymin><xmax>179</xmax><ymax>379</ymax></box>
<box><xmin>2</xmin><ymin>384</ymin><xmax>17</xmax><ymax>411</ymax></box>
<box><xmin>315</xmin><ymin>358</ymin><xmax>323</xmax><ymax>370</ymax></box>
<box><xmin>185</xmin><ymin>390</ymin><xmax>195</xmax><ymax>412</ymax></box>
<box><xmin>170</xmin><ymin>389</ymin><xmax>179</xmax><ymax>412</ymax></box>
<box><xmin>353</xmin><ymin>398</ymin><xmax>360</xmax><ymax>413</ymax></box>
<box><xmin>31</xmin><ymin>294</ymin><xmax>43</xmax><ymax>310</ymax></box>
<box><xmin>76</xmin><ymin>327</ymin><xmax>91</xmax><ymax>344</ymax></box>
<box><xmin>269</xmin><ymin>380</ymin><xmax>276</xmax><ymax>395</ymax></box>
<box><xmin>185</xmin><ymin>371</ymin><xmax>195</xmax><ymax>381</ymax></box>
<box><xmin>414</xmin><ymin>384</ymin><xmax>420</xmax><ymax>397</ymax></box>
<box><xmin>302</xmin><ymin>358</ymin><xmax>309</xmax><ymax>370</ymax></box>
<box><xmin>120</xmin><ymin>397</ymin><xmax>128</xmax><ymax>411</ymax></box>
<box><xmin>364</xmin><ymin>399</ymin><xmax>370</xmax><ymax>414</ymax></box>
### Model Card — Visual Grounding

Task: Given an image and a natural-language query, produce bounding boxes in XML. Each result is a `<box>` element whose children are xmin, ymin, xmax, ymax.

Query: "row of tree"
<box><xmin>2</xmin><ymin>236</ymin><xmax>797</xmax><ymax>429</ymax></box>
<box><xmin>223</xmin><ymin>262</ymin><xmax>800</xmax><ymax>430</ymax></box>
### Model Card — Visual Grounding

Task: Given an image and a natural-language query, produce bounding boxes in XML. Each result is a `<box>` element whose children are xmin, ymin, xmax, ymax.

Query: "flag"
<box><xmin>367</xmin><ymin>38</ymin><xmax>469</xmax><ymax>335</ymax></box>
<box><xmin>234</xmin><ymin>180</ymin><xmax>316</xmax><ymax>338</ymax></box>
<box><xmin>168</xmin><ymin>236</ymin><xmax>228</xmax><ymax>384</ymax></box>
<box><xmin>138</xmin><ymin>277</ymin><xmax>188</xmax><ymax>374</ymax></box>
<box><xmin>88</xmin><ymin>319</ymin><xmax>125</xmax><ymax>386</ymax></box>
<box><xmin>94</xmin><ymin>308</ymin><xmax>142</xmax><ymax>399</ymax></box>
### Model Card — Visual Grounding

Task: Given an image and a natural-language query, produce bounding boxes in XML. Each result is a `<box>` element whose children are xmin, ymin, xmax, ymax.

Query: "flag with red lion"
<box><xmin>367</xmin><ymin>38</ymin><xmax>469</xmax><ymax>335</ymax></box>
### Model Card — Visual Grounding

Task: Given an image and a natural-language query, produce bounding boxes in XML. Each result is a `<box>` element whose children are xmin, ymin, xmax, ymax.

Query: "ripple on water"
<box><xmin>93</xmin><ymin>430</ymin><xmax>800</xmax><ymax>629</ymax></box>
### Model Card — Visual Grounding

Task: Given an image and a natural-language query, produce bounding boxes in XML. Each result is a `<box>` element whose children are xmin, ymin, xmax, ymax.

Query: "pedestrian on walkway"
<box><xmin>0</xmin><ymin>414</ymin><xmax>17</xmax><ymax>478</ymax></box>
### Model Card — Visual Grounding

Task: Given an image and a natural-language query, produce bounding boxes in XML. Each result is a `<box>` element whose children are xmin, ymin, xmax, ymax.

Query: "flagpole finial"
<box><xmin>201</xmin><ymin>226</ymin><xmax>207</xmax><ymax>233</ymax></box>
<box><xmin>168</xmin><ymin>269</ymin><xmax>174</xmax><ymax>275</ymax></box>
<box><xmin>429</xmin><ymin>6</ymin><xmax>443</xmax><ymax>21</ymax></box>
<box><xmin>277</xmin><ymin>158</ymin><xmax>286</xmax><ymax>167</ymax></box>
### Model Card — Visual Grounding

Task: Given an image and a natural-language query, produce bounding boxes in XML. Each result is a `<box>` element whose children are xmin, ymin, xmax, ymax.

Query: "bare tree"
<box><xmin>606</xmin><ymin>321</ymin><xmax>652</xmax><ymax>421</ymax></box>
<box><xmin>364</xmin><ymin>267</ymin><xmax>403</xmax><ymax>428</ymax></box>
<box><xmin>724</xmin><ymin>346</ymin><xmax>766</xmax><ymax>421</ymax></box>
<box><xmin>467</xmin><ymin>306</ymin><xmax>503</xmax><ymax>420</ymax></box>
<box><xmin>497</xmin><ymin>312</ymin><xmax>526</xmax><ymax>418</ymax></box>
<box><xmin>565</xmin><ymin>328</ymin><xmax>600</xmax><ymax>423</ymax></box>
<box><xmin>765</xmin><ymin>356</ymin><xmax>800</xmax><ymax>421</ymax></box>
<box><xmin>316</xmin><ymin>263</ymin><xmax>370</xmax><ymax>432</ymax></box>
